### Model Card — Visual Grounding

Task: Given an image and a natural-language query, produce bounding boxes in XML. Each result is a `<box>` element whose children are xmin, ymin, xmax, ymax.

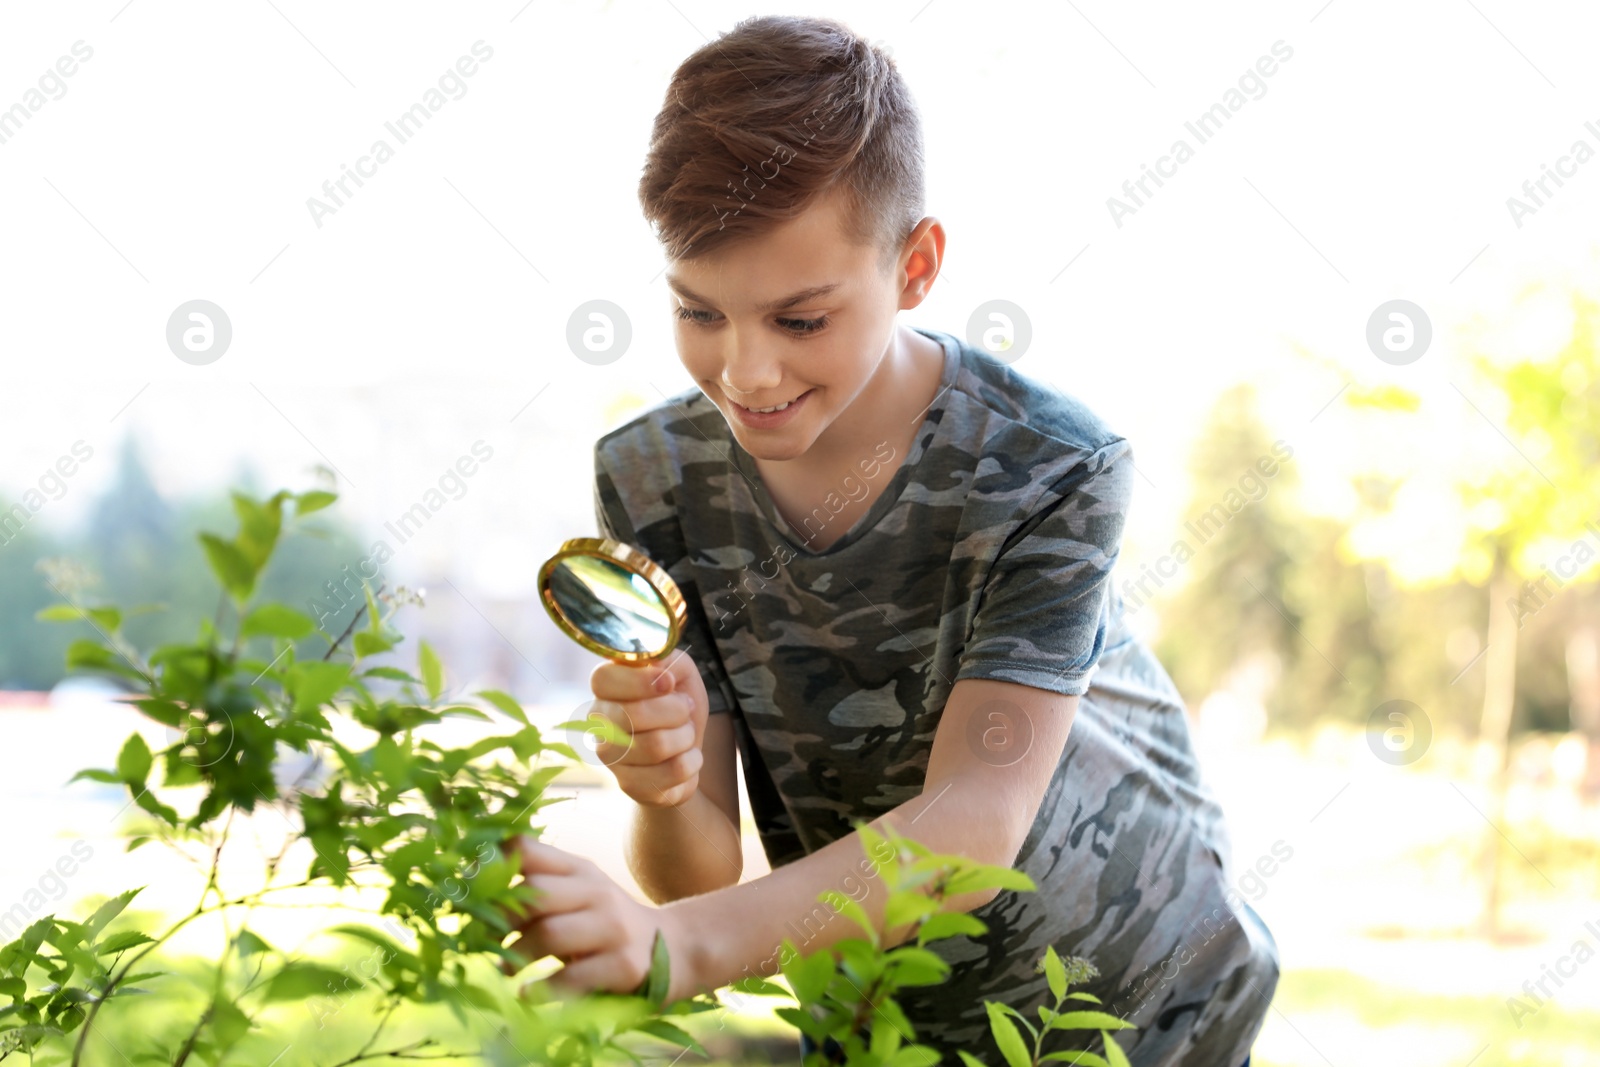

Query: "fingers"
<box><xmin>545</xmin><ymin>952</ymin><xmax>636</xmax><ymax>997</ymax></box>
<box><xmin>589</xmin><ymin>692</ymin><xmax>690</xmax><ymax>734</ymax></box>
<box><xmin>591</xmin><ymin>659</ymin><xmax>676</xmax><ymax>703</ymax></box>
<box><xmin>514</xmin><ymin>908</ymin><xmax>618</xmax><ymax>963</ymax></box>
<box><xmin>619</xmin><ymin>760</ymin><xmax>702</xmax><ymax>808</ymax></box>
<box><xmin>511</xmin><ymin>837</ymin><xmax>579</xmax><ymax>878</ymax></box>
<box><xmin>596</xmin><ymin>720</ymin><xmax>695</xmax><ymax>767</ymax></box>
<box><xmin>517</xmin><ymin>872</ymin><xmax>590</xmax><ymax>917</ymax></box>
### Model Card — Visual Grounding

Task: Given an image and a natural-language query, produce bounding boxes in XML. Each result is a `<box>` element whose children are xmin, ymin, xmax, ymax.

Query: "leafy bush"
<box><xmin>2</xmin><ymin>485</ymin><xmax>1132</xmax><ymax>1066</ymax></box>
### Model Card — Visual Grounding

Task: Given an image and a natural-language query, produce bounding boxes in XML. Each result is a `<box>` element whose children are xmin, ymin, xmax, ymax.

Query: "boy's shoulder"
<box><xmin>593</xmin><ymin>386</ymin><xmax>719</xmax><ymax>481</ymax></box>
<box><xmin>930</xmin><ymin>326</ymin><xmax>1127</xmax><ymax>461</ymax></box>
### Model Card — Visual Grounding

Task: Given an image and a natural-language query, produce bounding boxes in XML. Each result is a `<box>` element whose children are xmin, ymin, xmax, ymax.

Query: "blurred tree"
<box><xmin>0</xmin><ymin>521</ymin><xmax>75</xmax><ymax>689</ymax></box>
<box><xmin>1335</xmin><ymin>286</ymin><xmax>1600</xmax><ymax>938</ymax></box>
<box><xmin>1152</xmin><ymin>385</ymin><xmax>1307</xmax><ymax>718</ymax></box>
<box><xmin>0</xmin><ymin>440</ymin><xmax>371</xmax><ymax>692</ymax></box>
<box><xmin>1467</xmin><ymin>289</ymin><xmax>1600</xmax><ymax>935</ymax></box>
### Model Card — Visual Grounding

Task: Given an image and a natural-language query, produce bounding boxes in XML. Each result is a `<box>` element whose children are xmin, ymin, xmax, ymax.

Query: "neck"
<box><xmin>798</xmin><ymin>324</ymin><xmax>941</xmax><ymax>474</ymax></box>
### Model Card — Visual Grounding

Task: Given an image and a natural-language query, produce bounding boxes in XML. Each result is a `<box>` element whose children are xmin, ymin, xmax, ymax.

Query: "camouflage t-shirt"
<box><xmin>592</xmin><ymin>326</ymin><xmax>1280</xmax><ymax>1066</ymax></box>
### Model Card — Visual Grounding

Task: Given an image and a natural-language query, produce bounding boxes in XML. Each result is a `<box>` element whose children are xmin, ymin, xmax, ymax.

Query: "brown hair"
<box><xmin>637</xmin><ymin>15</ymin><xmax>925</xmax><ymax>271</ymax></box>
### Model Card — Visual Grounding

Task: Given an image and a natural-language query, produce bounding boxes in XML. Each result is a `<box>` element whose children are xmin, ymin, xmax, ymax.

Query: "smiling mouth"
<box><xmin>733</xmin><ymin>389</ymin><xmax>811</xmax><ymax>413</ymax></box>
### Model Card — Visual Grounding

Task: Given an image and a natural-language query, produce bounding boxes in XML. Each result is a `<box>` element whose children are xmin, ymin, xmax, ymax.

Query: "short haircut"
<box><xmin>638</xmin><ymin>15</ymin><xmax>925</xmax><ymax>272</ymax></box>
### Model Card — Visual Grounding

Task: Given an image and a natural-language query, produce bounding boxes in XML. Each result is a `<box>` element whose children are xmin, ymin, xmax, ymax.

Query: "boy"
<box><xmin>508</xmin><ymin>15</ymin><xmax>1279</xmax><ymax>1066</ymax></box>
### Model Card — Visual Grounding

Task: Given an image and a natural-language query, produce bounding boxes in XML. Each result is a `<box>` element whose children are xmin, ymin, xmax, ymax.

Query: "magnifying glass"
<box><xmin>536</xmin><ymin>537</ymin><xmax>686</xmax><ymax>662</ymax></box>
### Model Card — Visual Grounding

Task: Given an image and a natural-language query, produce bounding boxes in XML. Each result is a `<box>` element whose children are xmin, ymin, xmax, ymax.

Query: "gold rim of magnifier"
<box><xmin>537</xmin><ymin>536</ymin><xmax>686</xmax><ymax>663</ymax></box>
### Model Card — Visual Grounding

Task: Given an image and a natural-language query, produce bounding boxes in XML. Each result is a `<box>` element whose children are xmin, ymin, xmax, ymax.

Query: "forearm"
<box><xmin>664</xmin><ymin>780</ymin><xmax>1022</xmax><ymax>997</ymax></box>
<box><xmin>626</xmin><ymin>789</ymin><xmax>743</xmax><ymax>904</ymax></box>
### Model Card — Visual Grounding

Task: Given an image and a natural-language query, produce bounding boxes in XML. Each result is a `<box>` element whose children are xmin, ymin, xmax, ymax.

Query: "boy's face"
<box><xmin>665</xmin><ymin>187</ymin><xmax>932</xmax><ymax>463</ymax></box>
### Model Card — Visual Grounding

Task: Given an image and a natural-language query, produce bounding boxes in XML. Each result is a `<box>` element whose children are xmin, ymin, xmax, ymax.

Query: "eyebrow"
<box><xmin>665</xmin><ymin>278</ymin><xmax>841</xmax><ymax>313</ymax></box>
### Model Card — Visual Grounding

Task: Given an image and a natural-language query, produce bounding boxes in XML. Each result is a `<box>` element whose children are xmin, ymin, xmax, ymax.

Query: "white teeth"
<box><xmin>746</xmin><ymin>398</ymin><xmax>793</xmax><ymax>413</ymax></box>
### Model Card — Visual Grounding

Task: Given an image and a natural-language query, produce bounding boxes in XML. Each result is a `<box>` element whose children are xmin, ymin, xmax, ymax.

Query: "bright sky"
<box><xmin>3</xmin><ymin>0</ymin><xmax>1598</xmax><ymax>605</ymax></box>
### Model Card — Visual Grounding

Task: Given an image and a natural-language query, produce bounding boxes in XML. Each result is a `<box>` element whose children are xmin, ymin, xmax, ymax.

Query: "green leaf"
<box><xmin>132</xmin><ymin>787</ymin><xmax>180</xmax><ymax>827</ymax></box>
<box><xmin>477</xmin><ymin>690</ymin><xmax>529</xmax><ymax>725</ymax></box>
<box><xmin>210</xmin><ymin>997</ymin><xmax>253</xmax><ymax>1050</ymax></box>
<box><xmin>84</xmin><ymin>888</ymin><xmax>143</xmax><ymax>938</ymax></box>
<box><xmin>727</xmin><ymin>975</ymin><xmax>789</xmax><ymax>998</ymax></box>
<box><xmin>328</xmin><ymin>925</ymin><xmax>417</xmax><ymax>970</ymax></box>
<box><xmin>362</xmin><ymin>667</ymin><xmax>419</xmax><ymax>683</ymax></box>
<box><xmin>116</xmin><ymin>735</ymin><xmax>152</xmax><ymax>785</ymax></box>
<box><xmin>1101</xmin><ymin>1032</ymin><xmax>1132</xmax><ymax>1067</ymax></box>
<box><xmin>35</xmin><ymin>604</ymin><xmax>121</xmax><ymax>632</ymax></box>
<box><xmin>439</xmin><ymin>705</ymin><xmax>490</xmax><ymax>722</ymax></box>
<box><xmin>640</xmin><ymin>928</ymin><xmax>671</xmax><ymax>1008</ymax></box>
<box><xmin>1066</xmin><ymin>992</ymin><xmax>1103</xmax><ymax>1004</ymax></box>
<box><xmin>295</xmin><ymin>490</ymin><xmax>338</xmax><ymax>517</ymax></box>
<box><xmin>289</xmin><ymin>661</ymin><xmax>351</xmax><ymax>713</ymax></box>
<box><xmin>1040</xmin><ymin>1053</ymin><xmax>1109</xmax><ymax>1065</ymax></box>
<box><xmin>856</xmin><ymin>822</ymin><xmax>892</xmax><ymax>879</ymax></box>
<box><xmin>67</xmin><ymin>768</ymin><xmax>121</xmax><ymax>785</ymax></box>
<box><xmin>775</xmin><ymin>1005</ymin><xmax>828</xmax><ymax>1041</ymax></box>
<box><xmin>635</xmin><ymin>1019</ymin><xmax>705</xmax><ymax>1056</ymax></box>
<box><xmin>354</xmin><ymin>630</ymin><xmax>396</xmax><ymax>658</ymax></box>
<box><xmin>234</xmin><ymin>930</ymin><xmax>274</xmax><ymax>959</ymax></box>
<box><xmin>886</xmin><ymin>891</ymin><xmax>939</xmax><ymax>931</ymax></box>
<box><xmin>1042</xmin><ymin>943</ymin><xmax>1067</xmax><ymax>1002</ymax></box>
<box><xmin>884</xmin><ymin>946</ymin><xmax>949</xmax><ymax>987</ymax></box>
<box><xmin>945</xmin><ymin>864</ymin><xmax>1036</xmax><ymax>897</ymax></box>
<box><xmin>199</xmin><ymin>533</ymin><xmax>256</xmax><ymax>602</ymax></box>
<box><xmin>419</xmin><ymin>641</ymin><xmax>443</xmax><ymax>700</ymax></box>
<box><xmin>957</xmin><ymin>1053</ymin><xmax>990</xmax><ymax>1067</ymax></box>
<box><xmin>986</xmin><ymin>1001</ymin><xmax>1031</xmax><ymax>1067</ymax></box>
<box><xmin>241</xmin><ymin>605</ymin><xmax>315</xmax><ymax>640</ymax></box>
<box><xmin>820</xmin><ymin>890</ymin><xmax>876</xmax><ymax>943</ymax></box>
<box><xmin>64</xmin><ymin>639</ymin><xmax>143</xmax><ymax>681</ymax></box>
<box><xmin>230</xmin><ymin>490</ymin><xmax>285</xmax><ymax>571</ymax></box>
<box><xmin>262</xmin><ymin>962</ymin><xmax>355</xmax><ymax>1003</ymax></box>
<box><xmin>128</xmin><ymin>698</ymin><xmax>186</xmax><ymax>729</ymax></box>
<box><xmin>779</xmin><ymin>940</ymin><xmax>834</xmax><ymax>1005</ymax></box>
<box><xmin>916</xmin><ymin>911</ymin><xmax>987</xmax><ymax>944</ymax></box>
<box><xmin>887</xmin><ymin>1049</ymin><xmax>943</xmax><ymax>1067</ymax></box>
<box><xmin>1048</xmin><ymin>1011</ymin><xmax>1135</xmax><ymax>1032</ymax></box>
<box><xmin>94</xmin><ymin>930</ymin><xmax>154</xmax><ymax>955</ymax></box>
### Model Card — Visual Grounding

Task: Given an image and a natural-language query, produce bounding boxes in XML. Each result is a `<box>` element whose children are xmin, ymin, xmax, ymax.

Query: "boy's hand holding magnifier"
<box><xmin>498</xmin><ymin>537</ymin><xmax>711</xmax><ymax>1002</ymax></box>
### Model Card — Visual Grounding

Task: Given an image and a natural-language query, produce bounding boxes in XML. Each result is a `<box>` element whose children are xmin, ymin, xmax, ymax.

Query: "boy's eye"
<box><xmin>674</xmin><ymin>306</ymin><xmax>830</xmax><ymax>336</ymax></box>
<box><xmin>776</xmin><ymin>315</ymin><xmax>829</xmax><ymax>334</ymax></box>
<box><xmin>675</xmin><ymin>306</ymin><xmax>720</xmax><ymax>326</ymax></box>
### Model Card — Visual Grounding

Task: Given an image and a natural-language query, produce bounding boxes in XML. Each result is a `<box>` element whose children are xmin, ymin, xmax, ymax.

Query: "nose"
<box><xmin>719</xmin><ymin>334</ymin><xmax>784</xmax><ymax>400</ymax></box>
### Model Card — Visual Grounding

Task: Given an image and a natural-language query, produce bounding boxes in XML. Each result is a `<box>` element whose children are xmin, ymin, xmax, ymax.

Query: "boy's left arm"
<box><xmin>508</xmin><ymin>675</ymin><xmax>1078</xmax><ymax>1003</ymax></box>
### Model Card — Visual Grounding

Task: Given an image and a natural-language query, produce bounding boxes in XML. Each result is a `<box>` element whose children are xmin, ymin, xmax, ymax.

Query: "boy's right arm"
<box><xmin>589</xmin><ymin>650</ymin><xmax>743</xmax><ymax>903</ymax></box>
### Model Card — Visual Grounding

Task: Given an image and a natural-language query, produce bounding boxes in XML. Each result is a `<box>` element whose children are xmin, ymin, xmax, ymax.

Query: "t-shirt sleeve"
<box><xmin>953</xmin><ymin>438</ymin><xmax>1135</xmax><ymax>697</ymax></box>
<box><xmin>592</xmin><ymin>447</ymin><xmax>738</xmax><ymax>715</ymax></box>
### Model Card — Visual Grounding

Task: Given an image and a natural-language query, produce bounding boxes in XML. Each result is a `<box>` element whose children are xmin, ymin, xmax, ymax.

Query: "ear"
<box><xmin>896</xmin><ymin>216</ymin><xmax>945</xmax><ymax>311</ymax></box>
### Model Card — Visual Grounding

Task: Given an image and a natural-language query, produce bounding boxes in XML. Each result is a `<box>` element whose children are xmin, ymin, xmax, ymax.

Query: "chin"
<box><xmin>731</xmin><ymin>426</ymin><xmax>814</xmax><ymax>461</ymax></box>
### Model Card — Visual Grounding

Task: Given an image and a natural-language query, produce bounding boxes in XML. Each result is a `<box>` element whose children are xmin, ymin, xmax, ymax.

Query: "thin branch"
<box><xmin>324</xmin><ymin>583</ymin><xmax>385</xmax><ymax>661</ymax></box>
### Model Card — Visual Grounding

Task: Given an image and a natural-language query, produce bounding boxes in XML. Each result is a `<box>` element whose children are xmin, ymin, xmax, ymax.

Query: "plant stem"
<box><xmin>341</xmin><ymin>999</ymin><xmax>400</xmax><ymax>1065</ymax></box>
<box><xmin>324</xmin><ymin>583</ymin><xmax>385</xmax><ymax>661</ymax></box>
